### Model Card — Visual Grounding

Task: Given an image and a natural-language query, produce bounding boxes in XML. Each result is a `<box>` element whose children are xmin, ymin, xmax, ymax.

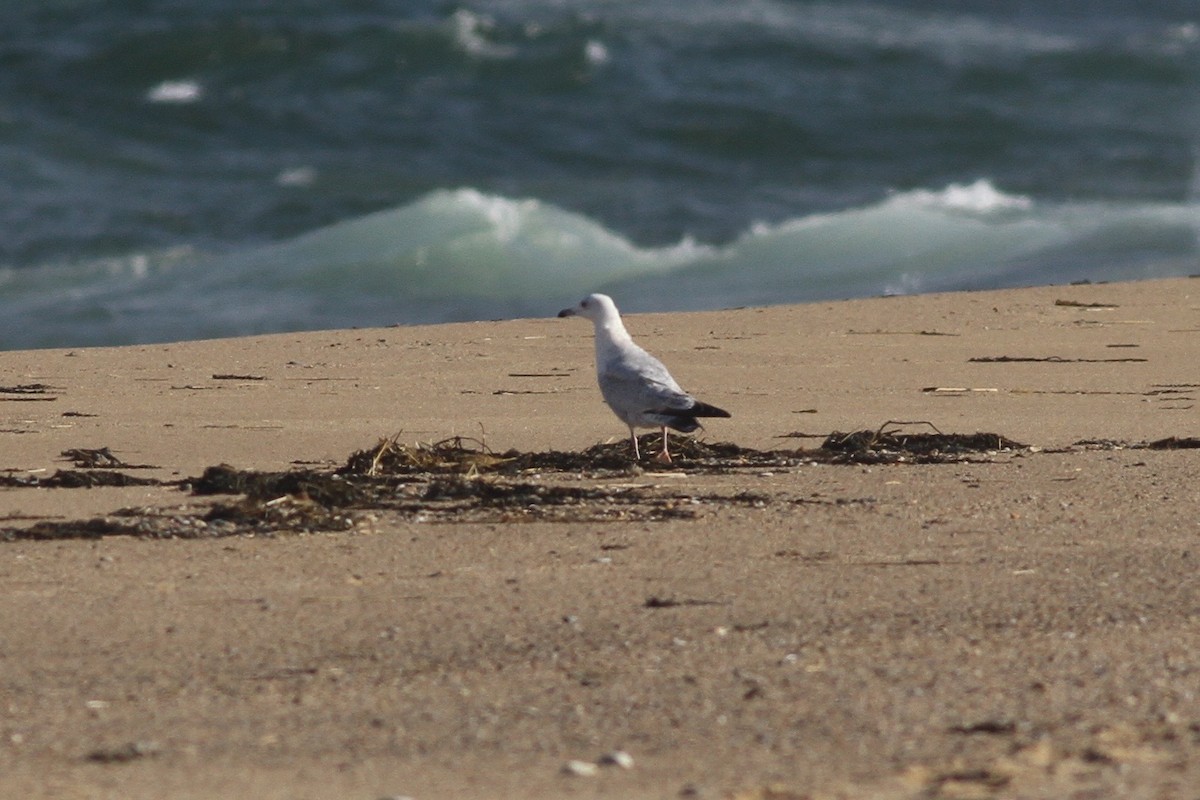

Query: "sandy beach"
<box><xmin>1</xmin><ymin>277</ymin><xmax>1198</xmax><ymax>799</ymax></box>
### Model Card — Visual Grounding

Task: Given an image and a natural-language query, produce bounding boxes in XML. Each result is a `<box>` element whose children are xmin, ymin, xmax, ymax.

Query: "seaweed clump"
<box><xmin>340</xmin><ymin>434</ymin><xmax>797</xmax><ymax>477</ymax></box>
<box><xmin>0</xmin><ymin>423</ymin><xmax>1031</xmax><ymax>542</ymax></box>
<box><xmin>819</xmin><ymin>424</ymin><xmax>1027</xmax><ymax>464</ymax></box>
<box><xmin>1146</xmin><ymin>437</ymin><xmax>1200</xmax><ymax>450</ymax></box>
<box><xmin>191</xmin><ymin>464</ymin><xmax>368</xmax><ymax>507</ymax></box>
<box><xmin>0</xmin><ymin>469</ymin><xmax>163</xmax><ymax>489</ymax></box>
<box><xmin>339</xmin><ymin>436</ymin><xmax>512</xmax><ymax>476</ymax></box>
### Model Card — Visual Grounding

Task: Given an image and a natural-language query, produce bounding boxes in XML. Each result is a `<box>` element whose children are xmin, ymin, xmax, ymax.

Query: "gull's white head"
<box><xmin>557</xmin><ymin>293</ymin><xmax>620</xmax><ymax>324</ymax></box>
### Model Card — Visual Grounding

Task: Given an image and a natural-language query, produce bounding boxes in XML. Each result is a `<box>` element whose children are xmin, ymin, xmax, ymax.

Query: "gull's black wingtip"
<box><xmin>691</xmin><ymin>401</ymin><xmax>731</xmax><ymax>419</ymax></box>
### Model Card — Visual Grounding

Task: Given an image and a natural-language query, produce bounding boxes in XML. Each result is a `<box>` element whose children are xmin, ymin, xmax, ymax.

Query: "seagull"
<box><xmin>558</xmin><ymin>293</ymin><xmax>731</xmax><ymax>462</ymax></box>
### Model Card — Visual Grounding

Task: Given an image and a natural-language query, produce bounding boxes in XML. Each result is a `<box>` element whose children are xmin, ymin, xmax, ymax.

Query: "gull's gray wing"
<box><xmin>598</xmin><ymin>347</ymin><xmax>695</xmax><ymax>418</ymax></box>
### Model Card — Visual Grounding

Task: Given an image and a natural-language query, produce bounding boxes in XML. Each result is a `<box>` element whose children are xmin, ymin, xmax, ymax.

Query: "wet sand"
<box><xmin>1</xmin><ymin>277</ymin><xmax>1198</xmax><ymax>799</ymax></box>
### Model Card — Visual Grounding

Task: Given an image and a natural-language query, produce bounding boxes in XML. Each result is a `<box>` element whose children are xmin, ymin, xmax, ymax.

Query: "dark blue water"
<box><xmin>1</xmin><ymin>1</ymin><xmax>1197</xmax><ymax>348</ymax></box>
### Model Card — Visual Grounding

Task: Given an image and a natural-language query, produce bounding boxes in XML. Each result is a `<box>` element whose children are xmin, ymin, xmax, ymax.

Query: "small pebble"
<box><xmin>599</xmin><ymin>750</ymin><xmax>634</xmax><ymax>769</ymax></box>
<box><xmin>562</xmin><ymin>759</ymin><xmax>599</xmax><ymax>777</ymax></box>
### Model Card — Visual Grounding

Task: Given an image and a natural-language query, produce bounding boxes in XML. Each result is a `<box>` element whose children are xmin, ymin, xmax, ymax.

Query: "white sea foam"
<box><xmin>451</xmin><ymin>10</ymin><xmax>517</xmax><ymax>59</ymax></box>
<box><xmin>569</xmin><ymin>1</ymin><xmax>1078</xmax><ymax>64</ymax></box>
<box><xmin>276</xmin><ymin>167</ymin><xmax>317</xmax><ymax>188</ymax></box>
<box><xmin>145</xmin><ymin>80</ymin><xmax>203</xmax><ymax>104</ymax></box>
<box><xmin>584</xmin><ymin>40</ymin><xmax>609</xmax><ymax>65</ymax></box>
<box><xmin>893</xmin><ymin>180</ymin><xmax>1034</xmax><ymax>215</ymax></box>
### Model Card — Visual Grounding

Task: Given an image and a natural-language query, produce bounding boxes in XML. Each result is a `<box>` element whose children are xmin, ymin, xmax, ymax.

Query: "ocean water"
<box><xmin>0</xmin><ymin>1</ymin><xmax>1197</xmax><ymax>348</ymax></box>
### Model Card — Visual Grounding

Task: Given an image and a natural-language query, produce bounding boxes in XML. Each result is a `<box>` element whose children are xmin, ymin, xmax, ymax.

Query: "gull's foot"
<box><xmin>653</xmin><ymin>450</ymin><xmax>673</xmax><ymax>464</ymax></box>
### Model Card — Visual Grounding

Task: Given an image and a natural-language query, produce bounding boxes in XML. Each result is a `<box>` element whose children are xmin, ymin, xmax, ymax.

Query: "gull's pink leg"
<box><xmin>629</xmin><ymin>426</ymin><xmax>640</xmax><ymax>460</ymax></box>
<box><xmin>653</xmin><ymin>426</ymin><xmax>672</xmax><ymax>463</ymax></box>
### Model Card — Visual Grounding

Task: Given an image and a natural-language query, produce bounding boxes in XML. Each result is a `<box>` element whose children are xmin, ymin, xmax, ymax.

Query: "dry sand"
<box><xmin>0</xmin><ymin>277</ymin><xmax>1198</xmax><ymax>799</ymax></box>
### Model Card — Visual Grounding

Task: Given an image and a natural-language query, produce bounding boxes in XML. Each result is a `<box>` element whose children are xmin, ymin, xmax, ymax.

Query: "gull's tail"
<box><xmin>653</xmin><ymin>400</ymin><xmax>731</xmax><ymax>433</ymax></box>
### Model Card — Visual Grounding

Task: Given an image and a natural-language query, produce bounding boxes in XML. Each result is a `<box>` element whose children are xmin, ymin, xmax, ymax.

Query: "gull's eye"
<box><xmin>581</xmin><ymin>300</ymin><xmax>590</xmax><ymax>308</ymax></box>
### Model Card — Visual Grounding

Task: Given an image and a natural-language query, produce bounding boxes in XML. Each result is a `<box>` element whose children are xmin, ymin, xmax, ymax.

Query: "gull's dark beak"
<box><xmin>557</xmin><ymin>307</ymin><xmax>576</xmax><ymax>318</ymax></box>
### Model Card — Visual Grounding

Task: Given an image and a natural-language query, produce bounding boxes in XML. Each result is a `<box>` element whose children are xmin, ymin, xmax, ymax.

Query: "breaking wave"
<box><xmin>0</xmin><ymin>181</ymin><xmax>1196</xmax><ymax>348</ymax></box>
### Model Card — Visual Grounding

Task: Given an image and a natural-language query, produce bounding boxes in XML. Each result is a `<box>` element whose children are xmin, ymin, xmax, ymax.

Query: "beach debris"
<box><xmin>949</xmin><ymin>719</ymin><xmax>1017</xmax><ymax>736</ymax></box>
<box><xmin>0</xmin><ymin>383</ymin><xmax>57</xmax><ymax>394</ymax></box>
<box><xmin>1074</xmin><ymin>436</ymin><xmax>1200</xmax><ymax>451</ymax></box>
<box><xmin>85</xmin><ymin>739</ymin><xmax>161</xmax><ymax>763</ymax></box>
<box><xmin>0</xmin><ymin>383</ymin><xmax>59</xmax><ymax>401</ymax></box>
<box><xmin>45</xmin><ymin>470</ymin><xmax>161</xmax><ymax>488</ymax></box>
<box><xmin>60</xmin><ymin>446</ymin><xmax>158</xmax><ymax>470</ymax></box>
<box><xmin>191</xmin><ymin>464</ymin><xmax>366</xmax><ymax>508</ymax></box>
<box><xmin>847</xmin><ymin>328</ymin><xmax>959</xmax><ymax>336</ymax></box>
<box><xmin>644</xmin><ymin>596</ymin><xmax>724</xmax><ymax>609</ymax></box>
<box><xmin>203</xmin><ymin>496</ymin><xmax>356</xmax><ymax>536</ymax></box>
<box><xmin>0</xmin><ymin>381</ymin><xmax>57</xmax><ymax>393</ymax></box>
<box><xmin>5</xmin><ymin>515</ymin><xmax>175</xmax><ymax>541</ymax></box>
<box><xmin>0</xmin><ymin>469</ymin><xmax>162</xmax><ymax>489</ymax></box>
<box><xmin>1146</xmin><ymin>436</ymin><xmax>1200</xmax><ymax>449</ymax></box>
<box><xmin>1055</xmin><ymin>298</ymin><xmax>1119</xmax><ymax>308</ymax></box>
<box><xmin>1146</xmin><ymin>384</ymin><xmax>1196</xmax><ymax>410</ymax></box>
<box><xmin>342</xmin><ymin>435</ymin><xmax>510</xmax><ymax>476</ymax></box>
<box><xmin>969</xmin><ymin>354</ymin><xmax>1147</xmax><ymax>363</ymax></box>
